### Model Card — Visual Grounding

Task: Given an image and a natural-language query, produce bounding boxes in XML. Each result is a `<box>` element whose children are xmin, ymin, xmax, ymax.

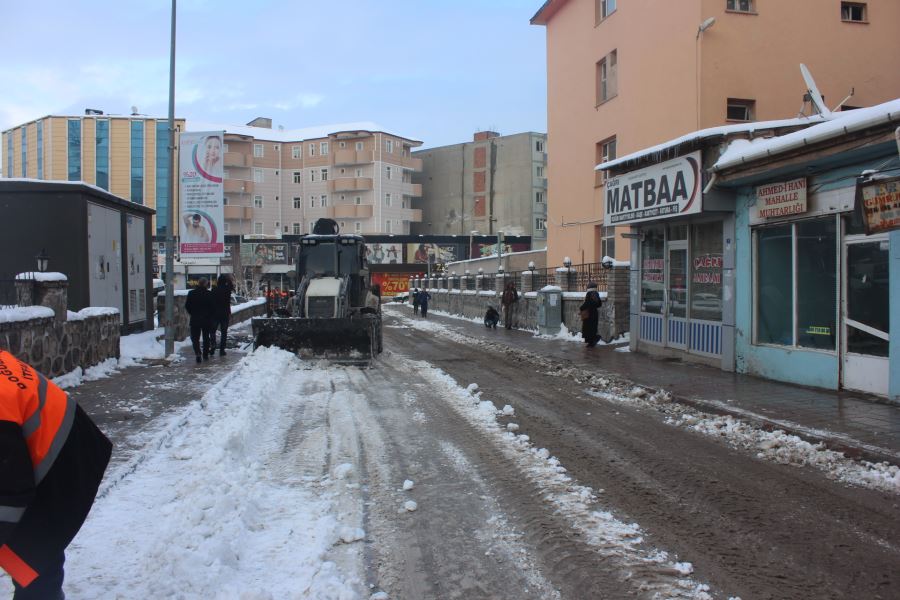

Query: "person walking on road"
<box><xmin>580</xmin><ymin>281</ymin><xmax>602</xmax><ymax>348</ymax></box>
<box><xmin>0</xmin><ymin>350</ymin><xmax>112</xmax><ymax>600</ymax></box>
<box><xmin>185</xmin><ymin>277</ymin><xmax>215</xmax><ymax>363</ymax></box>
<box><xmin>211</xmin><ymin>274</ymin><xmax>234</xmax><ymax>356</ymax></box>
<box><xmin>412</xmin><ymin>288</ymin><xmax>421</xmax><ymax>316</ymax></box>
<box><xmin>418</xmin><ymin>289</ymin><xmax>432</xmax><ymax>318</ymax></box>
<box><xmin>501</xmin><ymin>281</ymin><xmax>519</xmax><ymax>330</ymax></box>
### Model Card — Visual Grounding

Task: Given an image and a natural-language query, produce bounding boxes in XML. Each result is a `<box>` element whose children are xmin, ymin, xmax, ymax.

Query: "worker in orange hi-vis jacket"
<box><xmin>0</xmin><ymin>350</ymin><xmax>112</xmax><ymax>599</ymax></box>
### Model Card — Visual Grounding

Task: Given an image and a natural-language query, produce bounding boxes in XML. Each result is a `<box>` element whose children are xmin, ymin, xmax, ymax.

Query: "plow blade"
<box><xmin>252</xmin><ymin>316</ymin><xmax>379</xmax><ymax>363</ymax></box>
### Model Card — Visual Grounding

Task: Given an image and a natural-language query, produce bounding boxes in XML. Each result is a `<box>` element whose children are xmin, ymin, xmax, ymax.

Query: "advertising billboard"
<box><xmin>240</xmin><ymin>243</ymin><xmax>289</xmax><ymax>266</ymax></box>
<box><xmin>179</xmin><ymin>131</ymin><xmax>225</xmax><ymax>258</ymax></box>
<box><xmin>366</xmin><ymin>242</ymin><xmax>404</xmax><ymax>264</ymax></box>
<box><xmin>858</xmin><ymin>175</ymin><xmax>900</xmax><ymax>234</ymax></box>
<box><xmin>603</xmin><ymin>151</ymin><xmax>702</xmax><ymax>226</ymax></box>
<box><xmin>406</xmin><ymin>243</ymin><xmax>458</xmax><ymax>265</ymax></box>
<box><xmin>371</xmin><ymin>272</ymin><xmax>414</xmax><ymax>297</ymax></box>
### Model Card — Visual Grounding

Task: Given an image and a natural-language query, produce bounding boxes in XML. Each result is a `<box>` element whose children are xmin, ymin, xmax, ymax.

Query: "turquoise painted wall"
<box><xmin>891</xmin><ymin>228</ymin><xmax>899</xmax><ymax>402</ymax></box>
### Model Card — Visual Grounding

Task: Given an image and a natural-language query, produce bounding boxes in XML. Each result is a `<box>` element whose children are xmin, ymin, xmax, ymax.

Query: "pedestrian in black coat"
<box><xmin>418</xmin><ymin>290</ymin><xmax>432</xmax><ymax>318</ymax></box>
<box><xmin>185</xmin><ymin>277</ymin><xmax>215</xmax><ymax>362</ymax></box>
<box><xmin>212</xmin><ymin>274</ymin><xmax>234</xmax><ymax>356</ymax></box>
<box><xmin>580</xmin><ymin>282</ymin><xmax>602</xmax><ymax>348</ymax></box>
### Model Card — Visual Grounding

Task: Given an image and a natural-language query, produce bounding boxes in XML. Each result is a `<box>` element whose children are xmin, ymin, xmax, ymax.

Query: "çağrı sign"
<box><xmin>603</xmin><ymin>151</ymin><xmax>702</xmax><ymax>226</ymax></box>
<box><xmin>179</xmin><ymin>131</ymin><xmax>225</xmax><ymax>259</ymax></box>
<box><xmin>752</xmin><ymin>177</ymin><xmax>807</xmax><ymax>222</ymax></box>
<box><xmin>859</xmin><ymin>175</ymin><xmax>900</xmax><ymax>235</ymax></box>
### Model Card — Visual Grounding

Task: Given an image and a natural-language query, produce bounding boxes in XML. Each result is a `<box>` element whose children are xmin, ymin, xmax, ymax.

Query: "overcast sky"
<box><xmin>1</xmin><ymin>0</ymin><xmax>547</xmax><ymax>152</ymax></box>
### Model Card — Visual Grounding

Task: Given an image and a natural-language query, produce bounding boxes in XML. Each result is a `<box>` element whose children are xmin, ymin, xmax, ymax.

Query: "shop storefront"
<box><xmin>605</xmin><ymin>151</ymin><xmax>735</xmax><ymax>369</ymax></box>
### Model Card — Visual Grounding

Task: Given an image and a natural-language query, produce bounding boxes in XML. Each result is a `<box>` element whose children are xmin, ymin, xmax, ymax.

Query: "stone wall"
<box><xmin>0</xmin><ymin>312</ymin><xmax>121</xmax><ymax>378</ymax></box>
<box><xmin>156</xmin><ymin>294</ymin><xmax>267</xmax><ymax>340</ymax></box>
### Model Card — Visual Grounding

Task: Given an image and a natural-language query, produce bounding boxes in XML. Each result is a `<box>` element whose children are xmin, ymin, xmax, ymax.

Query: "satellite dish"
<box><xmin>800</xmin><ymin>64</ymin><xmax>832</xmax><ymax>118</ymax></box>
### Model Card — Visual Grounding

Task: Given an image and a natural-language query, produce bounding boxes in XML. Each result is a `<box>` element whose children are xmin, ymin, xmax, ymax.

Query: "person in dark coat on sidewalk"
<box><xmin>185</xmin><ymin>277</ymin><xmax>215</xmax><ymax>363</ymax></box>
<box><xmin>580</xmin><ymin>282</ymin><xmax>602</xmax><ymax>348</ymax></box>
<box><xmin>211</xmin><ymin>274</ymin><xmax>234</xmax><ymax>356</ymax></box>
<box><xmin>418</xmin><ymin>289</ymin><xmax>432</xmax><ymax>318</ymax></box>
<box><xmin>501</xmin><ymin>282</ymin><xmax>519</xmax><ymax>330</ymax></box>
<box><xmin>0</xmin><ymin>350</ymin><xmax>112</xmax><ymax>600</ymax></box>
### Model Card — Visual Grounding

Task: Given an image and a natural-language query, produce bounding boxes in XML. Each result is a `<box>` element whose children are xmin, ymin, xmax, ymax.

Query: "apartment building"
<box><xmin>411</xmin><ymin>131</ymin><xmax>548</xmax><ymax>246</ymax></box>
<box><xmin>532</xmin><ymin>0</ymin><xmax>900</xmax><ymax>266</ymax></box>
<box><xmin>2</xmin><ymin>112</ymin><xmax>185</xmax><ymax>236</ymax></box>
<box><xmin>207</xmin><ymin>118</ymin><xmax>423</xmax><ymax>237</ymax></box>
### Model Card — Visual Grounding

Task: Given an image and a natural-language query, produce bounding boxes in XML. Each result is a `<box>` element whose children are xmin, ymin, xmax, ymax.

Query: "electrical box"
<box><xmin>537</xmin><ymin>288</ymin><xmax>562</xmax><ymax>335</ymax></box>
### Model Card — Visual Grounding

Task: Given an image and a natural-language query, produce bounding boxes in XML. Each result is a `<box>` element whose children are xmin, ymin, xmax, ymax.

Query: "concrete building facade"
<box><xmin>2</xmin><ymin>112</ymin><xmax>185</xmax><ymax>236</ymax></box>
<box><xmin>412</xmin><ymin>131</ymin><xmax>548</xmax><ymax>246</ymax></box>
<box><xmin>210</xmin><ymin>119</ymin><xmax>424</xmax><ymax>238</ymax></box>
<box><xmin>532</xmin><ymin>0</ymin><xmax>900</xmax><ymax>267</ymax></box>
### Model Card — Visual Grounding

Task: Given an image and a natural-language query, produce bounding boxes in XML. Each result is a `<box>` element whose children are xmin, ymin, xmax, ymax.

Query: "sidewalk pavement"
<box><xmin>412</xmin><ymin>307</ymin><xmax>900</xmax><ymax>467</ymax></box>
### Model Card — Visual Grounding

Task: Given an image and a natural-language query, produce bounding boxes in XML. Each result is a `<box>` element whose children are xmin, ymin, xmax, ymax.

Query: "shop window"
<box><xmin>796</xmin><ymin>219</ymin><xmax>837</xmax><ymax>349</ymax></box>
<box><xmin>640</xmin><ymin>228</ymin><xmax>665</xmax><ymax>314</ymax></box>
<box><xmin>690</xmin><ymin>222</ymin><xmax>723</xmax><ymax>322</ymax></box>
<box><xmin>841</xmin><ymin>2</ymin><xmax>867</xmax><ymax>22</ymax></box>
<box><xmin>846</xmin><ymin>241</ymin><xmax>889</xmax><ymax>356</ymax></box>
<box><xmin>756</xmin><ymin>225</ymin><xmax>793</xmax><ymax>345</ymax></box>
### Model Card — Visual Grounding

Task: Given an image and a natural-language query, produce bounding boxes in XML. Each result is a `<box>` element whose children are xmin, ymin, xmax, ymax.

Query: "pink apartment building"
<box><xmin>532</xmin><ymin>0</ymin><xmax>900</xmax><ymax>266</ymax></box>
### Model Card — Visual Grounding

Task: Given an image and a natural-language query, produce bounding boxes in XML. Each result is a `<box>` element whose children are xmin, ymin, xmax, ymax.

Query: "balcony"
<box><xmin>400</xmin><ymin>156</ymin><xmax>423</xmax><ymax>171</ymax></box>
<box><xmin>224</xmin><ymin>152</ymin><xmax>249</xmax><ymax>167</ymax></box>
<box><xmin>334</xmin><ymin>149</ymin><xmax>374</xmax><ymax>166</ymax></box>
<box><xmin>224</xmin><ymin>179</ymin><xmax>253</xmax><ymax>194</ymax></box>
<box><xmin>223</xmin><ymin>205</ymin><xmax>253</xmax><ymax>220</ymax></box>
<box><xmin>407</xmin><ymin>208</ymin><xmax>422</xmax><ymax>222</ymax></box>
<box><xmin>331</xmin><ymin>204</ymin><xmax>375</xmax><ymax>219</ymax></box>
<box><xmin>405</xmin><ymin>183</ymin><xmax>422</xmax><ymax>197</ymax></box>
<box><xmin>328</xmin><ymin>177</ymin><xmax>373</xmax><ymax>192</ymax></box>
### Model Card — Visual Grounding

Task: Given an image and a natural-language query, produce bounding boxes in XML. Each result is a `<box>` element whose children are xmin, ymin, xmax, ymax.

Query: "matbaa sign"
<box><xmin>751</xmin><ymin>177</ymin><xmax>807</xmax><ymax>223</ymax></box>
<box><xmin>179</xmin><ymin>131</ymin><xmax>225</xmax><ymax>258</ymax></box>
<box><xmin>603</xmin><ymin>151</ymin><xmax>702</xmax><ymax>226</ymax></box>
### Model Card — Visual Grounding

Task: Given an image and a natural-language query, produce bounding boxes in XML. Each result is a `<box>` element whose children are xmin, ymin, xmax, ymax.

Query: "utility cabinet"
<box><xmin>537</xmin><ymin>287</ymin><xmax>562</xmax><ymax>336</ymax></box>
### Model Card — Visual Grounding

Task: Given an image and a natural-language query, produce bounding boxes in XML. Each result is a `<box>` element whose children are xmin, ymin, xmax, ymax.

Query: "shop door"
<box><xmin>842</xmin><ymin>235</ymin><xmax>889</xmax><ymax>396</ymax></box>
<box><xmin>665</xmin><ymin>242</ymin><xmax>688</xmax><ymax>349</ymax></box>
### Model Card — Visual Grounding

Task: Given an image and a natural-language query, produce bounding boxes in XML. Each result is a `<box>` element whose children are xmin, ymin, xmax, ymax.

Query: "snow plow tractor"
<box><xmin>251</xmin><ymin>219</ymin><xmax>383</xmax><ymax>362</ymax></box>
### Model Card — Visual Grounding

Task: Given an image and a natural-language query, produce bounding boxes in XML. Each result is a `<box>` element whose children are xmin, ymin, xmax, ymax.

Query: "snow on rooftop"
<box><xmin>712</xmin><ymin>98</ymin><xmax>900</xmax><ymax>171</ymax></box>
<box><xmin>596</xmin><ymin>115</ymin><xmax>828</xmax><ymax>172</ymax></box>
<box><xmin>187</xmin><ymin>120</ymin><xmax>423</xmax><ymax>143</ymax></box>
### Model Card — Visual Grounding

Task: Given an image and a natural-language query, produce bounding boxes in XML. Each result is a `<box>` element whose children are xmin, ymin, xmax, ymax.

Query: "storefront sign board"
<box><xmin>604</xmin><ymin>151</ymin><xmax>702</xmax><ymax>226</ymax></box>
<box><xmin>752</xmin><ymin>177</ymin><xmax>807</xmax><ymax>222</ymax></box>
<box><xmin>858</xmin><ymin>176</ymin><xmax>900</xmax><ymax>235</ymax></box>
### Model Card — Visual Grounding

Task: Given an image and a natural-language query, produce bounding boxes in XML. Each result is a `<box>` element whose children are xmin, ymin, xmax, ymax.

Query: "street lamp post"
<box><xmin>163</xmin><ymin>0</ymin><xmax>177</xmax><ymax>357</ymax></box>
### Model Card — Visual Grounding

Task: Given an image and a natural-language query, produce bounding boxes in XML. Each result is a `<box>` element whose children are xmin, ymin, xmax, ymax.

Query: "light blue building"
<box><xmin>600</xmin><ymin>100</ymin><xmax>899</xmax><ymax>400</ymax></box>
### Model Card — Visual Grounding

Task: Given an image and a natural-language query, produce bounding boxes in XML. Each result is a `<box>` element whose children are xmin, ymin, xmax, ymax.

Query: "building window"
<box><xmin>253</xmin><ymin>168</ymin><xmax>264</xmax><ymax>183</ymax></box>
<box><xmin>339</xmin><ymin>141</ymin><xmax>346</xmax><ymax>148</ymax></box>
<box><xmin>95</xmin><ymin>119</ymin><xmax>109</xmax><ymax>189</ymax></box>
<box><xmin>355</xmin><ymin>196</ymin><xmax>362</xmax><ymax>205</ymax></box>
<box><xmin>535</xmin><ymin>139</ymin><xmax>544</xmax><ymax>153</ymax></box>
<box><xmin>291</xmin><ymin>145</ymin><xmax>301</xmax><ymax>159</ymax></box>
<box><xmin>755</xmin><ymin>217</ymin><xmax>837</xmax><ymax>349</ymax></box>
<box><xmin>319</xmin><ymin>141</ymin><xmax>329</xmax><ymax>155</ymax></box>
<box><xmin>385</xmin><ymin>139</ymin><xmax>394</xmax><ymax>153</ymax></box>
<box><xmin>253</xmin><ymin>143</ymin><xmax>264</xmax><ymax>158</ymax></box>
<box><xmin>356</xmin><ymin>168</ymin><xmax>363</xmax><ymax>177</ymax></box>
<box><xmin>131</xmin><ymin>121</ymin><xmax>144</xmax><ymax>204</ymax></box>
<box><xmin>320</xmin><ymin>168</ymin><xmax>329</xmax><ymax>181</ymax></box>
<box><xmin>310</xmin><ymin>196</ymin><xmax>316</xmax><ymax>208</ymax></box>
<box><xmin>67</xmin><ymin>119</ymin><xmax>81</xmax><ymax>181</ymax></box>
<box><xmin>36</xmin><ymin>121</ymin><xmax>43</xmax><ymax>179</ymax></box>
<box><xmin>223</xmin><ymin>222</ymin><xmax>230</xmax><ymax>233</ymax></box>
<box><xmin>355</xmin><ymin>141</ymin><xmax>364</xmax><ymax>151</ymax></box>
<box><xmin>596</xmin><ymin>136</ymin><xmax>617</xmax><ymax>186</ymax></box>
<box><xmin>254</xmin><ymin>195</ymin><xmax>263</xmax><ymax>208</ymax></box>
<box><xmin>253</xmin><ymin>222</ymin><xmax>263</xmax><ymax>234</ymax></box>
<box><xmin>690</xmin><ymin>221</ymin><xmax>723</xmax><ymax>322</ymax></box>
<box><xmin>308</xmin><ymin>143</ymin><xmax>316</xmax><ymax>157</ymax></box>
<box><xmin>535</xmin><ymin>218</ymin><xmax>546</xmax><ymax>231</ymax></box>
<box><xmin>385</xmin><ymin>192</ymin><xmax>392</xmax><ymax>207</ymax></box>
<box><xmin>355</xmin><ymin>222</ymin><xmax>362</xmax><ymax>233</ymax></box>
<box><xmin>596</xmin><ymin>50</ymin><xmax>618</xmax><ymax>104</ymax></box>
<box><xmin>293</xmin><ymin>197</ymin><xmax>302</xmax><ymax>209</ymax></box>
<box><xmin>726</xmin><ymin>0</ymin><xmax>754</xmax><ymax>12</ymax></box>
<box><xmin>536</xmin><ymin>165</ymin><xmax>544</xmax><ymax>178</ymax></box>
<box><xmin>841</xmin><ymin>2</ymin><xmax>867</xmax><ymax>21</ymax></box>
<box><xmin>385</xmin><ymin>220</ymin><xmax>392</xmax><ymax>233</ymax></box>
<box><xmin>293</xmin><ymin>171</ymin><xmax>302</xmax><ymax>184</ymax></box>
<box><xmin>309</xmin><ymin>221</ymin><xmax>316</xmax><ymax>233</ymax></box>
<box><xmin>386</xmin><ymin>166</ymin><xmax>392</xmax><ymax>180</ymax></box>
<box><xmin>6</xmin><ymin>132</ymin><xmax>12</xmax><ymax>177</ymax></box>
<box><xmin>726</xmin><ymin>98</ymin><xmax>755</xmax><ymax>121</ymax></box>
<box><xmin>292</xmin><ymin>222</ymin><xmax>302</xmax><ymax>235</ymax></box>
<box><xmin>310</xmin><ymin>170</ymin><xmax>317</xmax><ymax>182</ymax></box>
<box><xmin>20</xmin><ymin>128</ymin><xmax>27</xmax><ymax>178</ymax></box>
<box><xmin>596</xmin><ymin>0</ymin><xmax>616</xmax><ymax>24</ymax></box>
<box><xmin>535</xmin><ymin>191</ymin><xmax>545</xmax><ymax>203</ymax></box>
<box><xmin>601</xmin><ymin>226</ymin><xmax>616</xmax><ymax>258</ymax></box>
<box><xmin>320</xmin><ymin>194</ymin><xmax>328</xmax><ymax>207</ymax></box>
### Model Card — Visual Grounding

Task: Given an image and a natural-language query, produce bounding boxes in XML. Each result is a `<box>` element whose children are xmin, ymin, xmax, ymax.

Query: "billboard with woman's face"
<box><xmin>406</xmin><ymin>243</ymin><xmax>457</xmax><ymax>265</ymax></box>
<box><xmin>366</xmin><ymin>243</ymin><xmax>403</xmax><ymax>264</ymax></box>
<box><xmin>179</xmin><ymin>131</ymin><xmax>225</xmax><ymax>258</ymax></box>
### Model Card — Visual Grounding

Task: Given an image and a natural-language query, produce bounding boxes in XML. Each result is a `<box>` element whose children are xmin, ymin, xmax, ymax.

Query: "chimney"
<box><xmin>473</xmin><ymin>131</ymin><xmax>499</xmax><ymax>142</ymax></box>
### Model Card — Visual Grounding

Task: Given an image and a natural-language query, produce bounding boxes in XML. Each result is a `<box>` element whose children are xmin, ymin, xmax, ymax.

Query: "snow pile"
<box><xmin>63</xmin><ymin>347</ymin><xmax>364</xmax><ymax>598</ymax></box>
<box><xmin>0</xmin><ymin>306</ymin><xmax>54</xmax><ymax>323</ymax></box>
